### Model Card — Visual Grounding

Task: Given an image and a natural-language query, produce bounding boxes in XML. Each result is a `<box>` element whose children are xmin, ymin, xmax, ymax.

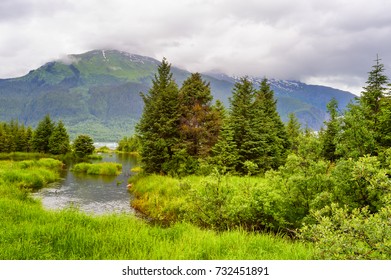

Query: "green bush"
<box><xmin>299</xmin><ymin>203</ymin><xmax>391</xmax><ymax>259</ymax></box>
<box><xmin>331</xmin><ymin>156</ymin><xmax>391</xmax><ymax>213</ymax></box>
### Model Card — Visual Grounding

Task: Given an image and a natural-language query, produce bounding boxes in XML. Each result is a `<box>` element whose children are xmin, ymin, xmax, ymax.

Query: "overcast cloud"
<box><xmin>1</xmin><ymin>0</ymin><xmax>391</xmax><ymax>94</ymax></box>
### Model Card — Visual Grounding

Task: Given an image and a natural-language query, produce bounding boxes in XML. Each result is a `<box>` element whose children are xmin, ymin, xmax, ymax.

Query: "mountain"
<box><xmin>0</xmin><ymin>49</ymin><xmax>355</xmax><ymax>141</ymax></box>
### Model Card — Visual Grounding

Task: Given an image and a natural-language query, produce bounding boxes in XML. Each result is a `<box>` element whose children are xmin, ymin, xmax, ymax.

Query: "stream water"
<box><xmin>33</xmin><ymin>153</ymin><xmax>140</xmax><ymax>215</ymax></box>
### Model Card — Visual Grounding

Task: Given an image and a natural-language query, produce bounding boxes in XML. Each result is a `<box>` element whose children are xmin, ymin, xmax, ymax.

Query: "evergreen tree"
<box><xmin>228</xmin><ymin>77</ymin><xmax>257</xmax><ymax>173</ymax></box>
<box><xmin>210</xmin><ymin>122</ymin><xmax>239</xmax><ymax>173</ymax></box>
<box><xmin>338</xmin><ymin>56</ymin><xmax>390</xmax><ymax>158</ymax></box>
<box><xmin>378</xmin><ymin>97</ymin><xmax>391</xmax><ymax>147</ymax></box>
<box><xmin>178</xmin><ymin>73</ymin><xmax>221</xmax><ymax>158</ymax></box>
<box><xmin>212</xmin><ymin>77</ymin><xmax>288</xmax><ymax>174</ymax></box>
<box><xmin>136</xmin><ymin>58</ymin><xmax>180</xmax><ymax>174</ymax></box>
<box><xmin>73</xmin><ymin>134</ymin><xmax>95</xmax><ymax>158</ymax></box>
<box><xmin>360</xmin><ymin>55</ymin><xmax>389</xmax><ymax>120</ymax></box>
<box><xmin>320</xmin><ymin>98</ymin><xmax>341</xmax><ymax>161</ymax></box>
<box><xmin>25</xmin><ymin>127</ymin><xmax>33</xmax><ymax>152</ymax></box>
<box><xmin>254</xmin><ymin>78</ymin><xmax>289</xmax><ymax>169</ymax></box>
<box><xmin>48</xmin><ymin>121</ymin><xmax>70</xmax><ymax>155</ymax></box>
<box><xmin>286</xmin><ymin>113</ymin><xmax>301</xmax><ymax>153</ymax></box>
<box><xmin>31</xmin><ymin>115</ymin><xmax>55</xmax><ymax>153</ymax></box>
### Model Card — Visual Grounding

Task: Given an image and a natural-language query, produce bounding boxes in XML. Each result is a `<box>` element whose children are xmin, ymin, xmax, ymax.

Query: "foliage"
<box><xmin>331</xmin><ymin>156</ymin><xmax>391</xmax><ymax>213</ymax></box>
<box><xmin>0</xmin><ymin>159</ymin><xmax>314</xmax><ymax>260</ymax></box>
<box><xmin>0</xmin><ymin>121</ymin><xmax>33</xmax><ymax>153</ymax></box>
<box><xmin>0</xmin><ymin>116</ymin><xmax>71</xmax><ymax>156</ymax></box>
<box><xmin>72</xmin><ymin>135</ymin><xmax>95</xmax><ymax>158</ymax></box>
<box><xmin>299</xmin><ymin>204</ymin><xmax>391</xmax><ymax>259</ymax></box>
<box><xmin>212</xmin><ymin>77</ymin><xmax>288</xmax><ymax>175</ymax></box>
<box><xmin>337</xmin><ymin>102</ymin><xmax>376</xmax><ymax>158</ymax></box>
<box><xmin>136</xmin><ymin>58</ymin><xmax>180</xmax><ymax>174</ymax></box>
<box><xmin>117</xmin><ymin>135</ymin><xmax>141</xmax><ymax>153</ymax></box>
<box><xmin>337</xmin><ymin>56</ymin><xmax>391</xmax><ymax>158</ymax></box>
<box><xmin>71</xmin><ymin>162</ymin><xmax>122</xmax><ymax>176</ymax></box>
<box><xmin>285</xmin><ymin>113</ymin><xmax>301</xmax><ymax>153</ymax></box>
<box><xmin>48</xmin><ymin>121</ymin><xmax>71</xmax><ymax>155</ymax></box>
<box><xmin>319</xmin><ymin>98</ymin><xmax>341</xmax><ymax>161</ymax></box>
<box><xmin>131</xmin><ymin>173</ymin><xmax>287</xmax><ymax>232</ymax></box>
<box><xmin>177</xmin><ymin>73</ymin><xmax>222</xmax><ymax>159</ymax></box>
<box><xmin>31</xmin><ymin>114</ymin><xmax>55</xmax><ymax>153</ymax></box>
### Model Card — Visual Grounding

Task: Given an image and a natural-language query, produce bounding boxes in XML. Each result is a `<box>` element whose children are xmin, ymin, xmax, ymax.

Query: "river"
<box><xmin>33</xmin><ymin>152</ymin><xmax>140</xmax><ymax>215</ymax></box>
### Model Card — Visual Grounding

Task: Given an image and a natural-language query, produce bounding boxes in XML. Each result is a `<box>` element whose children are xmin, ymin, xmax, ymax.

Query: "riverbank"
<box><xmin>0</xmin><ymin>158</ymin><xmax>315</xmax><ymax>259</ymax></box>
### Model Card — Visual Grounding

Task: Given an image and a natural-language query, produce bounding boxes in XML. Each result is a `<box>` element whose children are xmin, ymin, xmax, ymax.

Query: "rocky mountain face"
<box><xmin>0</xmin><ymin>49</ymin><xmax>355</xmax><ymax>141</ymax></box>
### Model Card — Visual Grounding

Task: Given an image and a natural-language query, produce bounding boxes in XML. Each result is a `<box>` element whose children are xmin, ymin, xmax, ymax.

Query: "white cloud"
<box><xmin>1</xmin><ymin>0</ymin><xmax>391</xmax><ymax>94</ymax></box>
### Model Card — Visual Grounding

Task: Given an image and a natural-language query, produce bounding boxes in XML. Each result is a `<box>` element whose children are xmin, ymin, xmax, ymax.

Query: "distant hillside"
<box><xmin>0</xmin><ymin>49</ymin><xmax>355</xmax><ymax>141</ymax></box>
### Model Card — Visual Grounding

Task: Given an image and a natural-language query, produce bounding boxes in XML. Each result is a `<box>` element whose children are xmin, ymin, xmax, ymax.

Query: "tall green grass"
<box><xmin>0</xmin><ymin>158</ymin><xmax>316</xmax><ymax>260</ymax></box>
<box><xmin>0</xmin><ymin>159</ymin><xmax>62</xmax><ymax>189</ymax></box>
<box><xmin>71</xmin><ymin>162</ymin><xmax>122</xmax><ymax>176</ymax></box>
<box><xmin>130</xmin><ymin>174</ymin><xmax>272</xmax><ymax>229</ymax></box>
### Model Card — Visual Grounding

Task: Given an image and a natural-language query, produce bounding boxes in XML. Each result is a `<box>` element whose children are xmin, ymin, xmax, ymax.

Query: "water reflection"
<box><xmin>34</xmin><ymin>153</ymin><xmax>140</xmax><ymax>215</ymax></box>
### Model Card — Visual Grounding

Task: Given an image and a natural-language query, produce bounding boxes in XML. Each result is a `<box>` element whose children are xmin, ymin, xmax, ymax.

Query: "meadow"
<box><xmin>0</xmin><ymin>158</ymin><xmax>315</xmax><ymax>260</ymax></box>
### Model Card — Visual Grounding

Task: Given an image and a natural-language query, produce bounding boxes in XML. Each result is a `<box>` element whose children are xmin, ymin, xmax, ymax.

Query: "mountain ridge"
<box><xmin>0</xmin><ymin>49</ymin><xmax>356</xmax><ymax>141</ymax></box>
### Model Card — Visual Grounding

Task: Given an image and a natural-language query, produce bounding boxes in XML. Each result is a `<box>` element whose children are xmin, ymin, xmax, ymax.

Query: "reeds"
<box><xmin>71</xmin><ymin>162</ymin><xmax>122</xmax><ymax>176</ymax></box>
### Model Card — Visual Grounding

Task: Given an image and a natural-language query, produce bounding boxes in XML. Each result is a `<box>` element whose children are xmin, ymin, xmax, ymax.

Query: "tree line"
<box><xmin>0</xmin><ymin>115</ymin><xmax>95</xmax><ymax>158</ymax></box>
<box><xmin>136</xmin><ymin>59</ymin><xmax>289</xmax><ymax>176</ymax></box>
<box><xmin>137</xmin><ymin>56</ymin><xmax>391</xmax><ymax>176</ymax></box>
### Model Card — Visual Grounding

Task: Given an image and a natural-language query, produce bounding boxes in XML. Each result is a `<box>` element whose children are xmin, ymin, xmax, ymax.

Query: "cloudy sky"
<box><xmin>1</xmin><ymin>0</ymin><xmax>391</xmax><ymax>94</ymax></box>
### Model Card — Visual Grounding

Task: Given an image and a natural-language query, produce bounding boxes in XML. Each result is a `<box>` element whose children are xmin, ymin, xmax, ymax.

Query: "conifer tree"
<box><xmin>360</xmin><ymin>55</ymin><xmax>389</xmax><ymax>120</ymax></box>
<box><xmin>31</xmin><ymin>114</ymin><xmax>55</xmax><ymax>153</ymax></box>
<box><xmin>228</xmin><ymin>77</ymin><xmax>257</xmax><ymax>173</ymax></box>
<box><xmin>210</xmin><ymin>122</ymin><xmax>238</xmax><ymax>173</ymax></box>
<box><xmin>48</xmin><ymin>121</ymin><xmax>70</xmax><ymax>155</ymax></box>
<box><xmin>178</xmin><ymin>73</ymin><xmax>221</xmax><ymax>158</ymax></box>
<box><xmin>254</xmin><ymin>78</ymin><xmax>289</xmax><ymax>169</ymax></box>
<box><xmin>320</xmin><ymin>98</ymin><xmax>341</xmax><ymax>161</ymax></box>
<box><xmin>338</xmin><ymin>56</ymin><xmax>390</xmax><ymax>158</ymax></box>
<box><xmin>286</xmin><ymin>112</ymin><xmax>301</xmax><ymax>153</ymax></box>
<box><xmin>136</xmin><ymin>58</ymin><xmax>180</xmax><ymax>174</ymax></box>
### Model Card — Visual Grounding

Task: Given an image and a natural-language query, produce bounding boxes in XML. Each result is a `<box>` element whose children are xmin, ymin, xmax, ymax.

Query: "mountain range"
<box><xmin>0</xmin><ymin>49</ymin><xmax>356</xmax><ymax>141</ymax></box>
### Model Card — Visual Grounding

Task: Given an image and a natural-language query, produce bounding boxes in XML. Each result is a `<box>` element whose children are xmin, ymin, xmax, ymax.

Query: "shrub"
<box><xmin>73</xmin><ymin>135</ymin><xmax>95</xmax><ymax>158</ymax></box>
<box><xmin>299</xmin><ymin>203</ymin><xmax>391</xmax><ymax>259</ymax></box>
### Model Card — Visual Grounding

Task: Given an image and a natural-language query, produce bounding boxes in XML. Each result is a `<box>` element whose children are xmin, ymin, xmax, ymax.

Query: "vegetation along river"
<box><xmin>33</xmin><ymin>151</ymin><xmax>140</xmax><ymax>215</ymax></box>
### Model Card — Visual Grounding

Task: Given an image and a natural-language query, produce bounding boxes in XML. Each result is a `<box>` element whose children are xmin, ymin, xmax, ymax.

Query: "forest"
<box><xmin>131</xmin><ymin>57</ymin><xmax>391</xmax><ymax>259</ymax></box>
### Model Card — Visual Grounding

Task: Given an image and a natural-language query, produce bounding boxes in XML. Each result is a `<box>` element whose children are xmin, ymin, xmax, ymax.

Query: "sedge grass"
<box><xmin>71</xmin><ymin>162</ymin><xmax>122</xmax><ymax>176</ymax></box>
<box><xmin>0</xmin><ymin>158</ymin><xmax>316</xmax><ymax>260</ymax></box>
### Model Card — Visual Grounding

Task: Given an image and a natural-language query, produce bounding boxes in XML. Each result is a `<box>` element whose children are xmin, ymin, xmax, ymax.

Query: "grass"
<box><xmin>130</xmin><ymin>166</ymin><xmax>142</xmax><ymax>173</ymax></box>
<box><xmin>0</xmin><ymin>158</ymin><xmax>316</xmax><ymax>260</ymax></box>
<box><xmin>0</xmin><ymin>152</ymin><xmax>51</xmax><ymax>160</ymax></box>
<box><xmin>95</xmin><ymin>146</ymin><xmax>113</xmax><ymax>153</ymax></box>
<box><xmin>129</xmin><ymin>174</ymin><xmax>270</xmax><ymax>228</ymax></box>
<box><xmin>71</xmin><ymin>162</ymin><xmax>122</xmax><ymax>176</ymax></box>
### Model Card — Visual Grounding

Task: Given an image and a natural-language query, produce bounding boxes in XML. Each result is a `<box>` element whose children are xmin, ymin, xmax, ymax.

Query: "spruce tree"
<box><xmin>210</xmin><ymin>122</ymin><xmax>238</xmax><ymax>173</ymax></box>
<box><xmin>48</xmin><ymin>121</ymin><xmax>70</xmax><ymax>155</ymax></box>
<box><xmin>136</xmin><ymin>58</ymin><xmax>180</xmax><ymax>174</ymax></box>
<box><xmin>31</xmin><ymin>115</ymin><xmax>55</xmax><ymax>153</ymax></box>
<box><xmin>338</xmin><ymin>56</ymin><xmax>390</xmax><ymax>158</ymax></box>
<box><xmin>360</xmin><ymin>55</ymin><xmax>389</xmax><ymax>119</ymax></box>
<box><xmin>286</xmin><ymin>112</ymin><xmax>301</xmax><ymax>153</ymax></box>
<box><xmin>228</xmin><ymin>77</ymin><xmax>256</xmax><ymax>173</ymax></box>
<box><xmin>320</xmin><ymin>98</ymin><xmax>341</xmax><ymax>161</ymax></box>
<box><xmin>178</xmin><ymin>73</ymin><xmax>221</xmax><ymax>158</ymax></box>
<box><xmin>254</xmin><ymin>78</ymin><xmax>289</xmax><ymax>169</ymax></box>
